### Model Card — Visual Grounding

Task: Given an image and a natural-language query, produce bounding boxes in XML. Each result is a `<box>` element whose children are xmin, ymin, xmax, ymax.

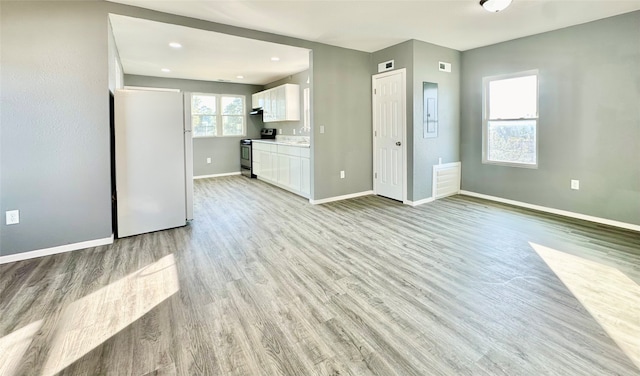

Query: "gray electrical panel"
<box><xmin>423</xmin><ymin>82</ymin><xmax>438</xmax><ymax>138</ymax></box>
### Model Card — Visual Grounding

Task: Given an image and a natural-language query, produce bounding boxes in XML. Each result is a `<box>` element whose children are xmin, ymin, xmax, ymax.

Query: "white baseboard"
<box><xmin>193</xmin><ymin>172</ymin><xmax>240</xmax><ymax>179</ymax></box>
<box><xmin>460</xmin><ymin>190</ymin><xmax>640</xmax><ymax>232</ymax></box>
<box><xmin>0</xmin><ymin>235</ymin><xmax>114</xmax><ymax>264</ymax></box>
<box><xmin>310</xmin><ymin>190</ymin><xmax>374</xmax><ymax>205</ymax></box>
<box><xmin>404</xmin><ymin>197</ymin><xmax>435</xmax><ymax>207</ymax></box>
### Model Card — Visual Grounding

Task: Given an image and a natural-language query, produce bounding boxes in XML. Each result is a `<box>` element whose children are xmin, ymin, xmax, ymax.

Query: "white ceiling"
<box><xmin>109</xmin><ymin>1</ymin><xmax>640</xmax><ymax>84</ymax></box>
<box><xmin>109</xmin><ymin>0</ymin><xmax>640</xmax><ymax>53</ymax></box>
<box><xmin>110</xmin><ymin>15</ymin><xmax>310</xmax><ymax>85</ymax></box>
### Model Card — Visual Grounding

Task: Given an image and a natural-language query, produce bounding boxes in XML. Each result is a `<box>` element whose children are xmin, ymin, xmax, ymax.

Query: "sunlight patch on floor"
<box><xmin>530</xmin><ymin>242</ymin><xmax>640</xmax><ymax>370</ymax></box>
<box><xmin>42</xmin><ymin>254</ymin><xmax>179</xmax><ymax>376</ymax></box>
<box><xmin>0</xmin><ymin>320</ymin><xmax>43</xmax><ymax>376</ymax></box>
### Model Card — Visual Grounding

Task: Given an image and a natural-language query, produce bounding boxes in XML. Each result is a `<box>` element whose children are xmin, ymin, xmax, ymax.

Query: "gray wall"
<box><xmin>460</xmin><ymin>11</ymin><xmax>640</xmax><ymax>226</ymax></box>
<box><xmin>311</xmin><ymin>44</ymin><xmax>373</xmax><ymax>199</ymax></box>
<box><xmin>2</xmin><ymin>1</ymin><xmax>637</xmax><ymax>258</ymax></box>
<box><xmin>0</xmin><ymin>1</ymin><xmax>374</xmax><ymax>255</ymax></box>
<box><xmin>124</xmin><ymin>74</ymin><xmax>264</xmax><ymax>177</ymax></box>
<box><xmin>412</xmin><ymin>40</ymin><xmax>461</xmax><ymax>201</ymax></box>
<box><xmin>264</xmin><ymin>69</ymin><xmax>310</xmax><ymax>137</ymax></box>
<box><xmin>1</xmin><ymin>2</ymin><xmax>112</xmax><ymax>255</ymax></box>
<box><xmin>371</xmin><ymin>40</ymin><xmax>461</xmax><ymax>202</ymax></box>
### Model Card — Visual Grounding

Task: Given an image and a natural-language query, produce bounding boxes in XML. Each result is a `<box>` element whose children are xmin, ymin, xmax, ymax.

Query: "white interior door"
<box><xmin>373</xmin><ymin>69</ymin><xmax>405</xmax><ymax>201</ymax></box>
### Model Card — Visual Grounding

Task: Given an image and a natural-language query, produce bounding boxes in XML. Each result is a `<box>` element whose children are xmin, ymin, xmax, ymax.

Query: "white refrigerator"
<box><xmin>114</xmin><ymin>89</ymin><xmax>193</xmax><ymax>238</ymax></box>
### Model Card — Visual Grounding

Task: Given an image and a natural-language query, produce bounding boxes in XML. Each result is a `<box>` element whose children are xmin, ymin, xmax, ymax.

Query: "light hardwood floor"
<box><xmin>1</xmin><ymin>176</ymin><xmax>639</xmax><ymax>375</ymax></box>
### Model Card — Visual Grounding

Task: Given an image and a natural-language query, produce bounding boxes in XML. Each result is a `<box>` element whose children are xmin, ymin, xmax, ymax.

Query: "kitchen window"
<box><xmin>191</xmin><ymin>93</ymin><xmax>245</xmax><ymax>137</ymax></box>
<box><xmin>482</xmin><ymin>70</ymin><xmax>538</xmax><ymax>168</ymax></box>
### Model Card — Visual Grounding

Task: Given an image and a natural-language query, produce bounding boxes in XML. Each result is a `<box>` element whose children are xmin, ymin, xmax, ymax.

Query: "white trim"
<box><xmin>193</xmin><ymin>172</ymin><xmax>241</xmax><ymax>179</ymax></box>
<box><xmin>190</xmin><ymin>92</ymin><xmax>247</xmax><ymax>138</ymax></box>
<box><xmin>0</xmin><ymin>235</ymin><xmax>114</xmax><ymax>264</ymax></box>
<box><xmin>372</xmin><ymin>68</ymin><xmax>407</xmax><ymax>203</ymax></box>
<box><xmin>310</xmin><ymin>191</ymin><xmax>374</xmax><ymax>205</ymax></box>
<box><xmin>482</xmin><ymin>70</ymin><xmax>539</xmax><ymax>169</ymax></box>
<box><xmin>460</xmin><ymin>190</ymin><xmax>640</xmax><ymax>232</ymax></box>
<box><xmin>404</xmin><ymin>197</ymin><xmax>435</xmax><ymax>207</ymax></box>
<box><xmin>123</xmin><ymin>86</ymin><xmax>181</xmax><ymax>92</ymax></box>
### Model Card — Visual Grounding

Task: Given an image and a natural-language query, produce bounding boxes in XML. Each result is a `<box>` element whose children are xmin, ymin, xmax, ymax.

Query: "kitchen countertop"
<box><xmin>252</xmin><ymin>139</ymin><xmax>310</xmax><ymax>148</ymax></box>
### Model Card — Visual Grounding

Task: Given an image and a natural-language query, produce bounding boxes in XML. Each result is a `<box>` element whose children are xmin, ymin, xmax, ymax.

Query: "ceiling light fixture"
<box><xmin>161</xmin><ymin>68</ymin><xmax>171</xmax><ymax>73</ymax></box>
<box><xmin>236</xmin><ymin>75</ymin><xmax>244</xmax><ymax>79</ymax></box>
<box><xmin>270</xmin><ymin>57</ymin><xmax>280</xmax><ymax>62</ymax></box>
<box><xmin>169</xmin><ymin>42</ymin><xmax>182</xmax><ymax>48</ymax></box>
<box><xmin>480</xmin><ymin>0</ymin><xmax>512</xmax><ymax>12</ymax></box>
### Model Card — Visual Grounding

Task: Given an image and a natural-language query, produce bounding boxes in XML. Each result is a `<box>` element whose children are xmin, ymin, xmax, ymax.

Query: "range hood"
<box><xmin>249</xmin><ymin>107</ymin><xmax>263</xmax><ymax>115</ymax></box>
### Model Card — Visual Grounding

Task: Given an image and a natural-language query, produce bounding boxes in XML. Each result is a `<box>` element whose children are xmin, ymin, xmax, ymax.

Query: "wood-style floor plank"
<box><xmin>1</xmin><ymin>176</ymin><xmax>638</xmax><ymax>375</ymax></box>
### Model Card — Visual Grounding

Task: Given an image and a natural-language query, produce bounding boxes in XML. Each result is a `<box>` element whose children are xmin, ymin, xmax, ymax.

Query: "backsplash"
<box><xmin>276</xmin><ymin>135</ymin><xmax>310</xmax><ymax>143</ymax></box>
<box><xmin>271</xmin><ymin>124</ymin><xmax>311</xmax><ymax>136</ymax></box>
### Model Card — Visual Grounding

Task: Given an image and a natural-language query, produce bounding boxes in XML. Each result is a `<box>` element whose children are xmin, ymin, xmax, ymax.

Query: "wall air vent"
<box><xmin>432</xmin><ymin>162</ymin><xmax>461</xmax><ymax>199</ymax></box>
<box><xmin>378</xmin><ymin>60</ymin><xmax>395</xmax><ymax>73</ymax></box>
<box><xmin>439</xmin><ymin>61</ymin><xmax>452</xmax><ymax>73</ymax></box>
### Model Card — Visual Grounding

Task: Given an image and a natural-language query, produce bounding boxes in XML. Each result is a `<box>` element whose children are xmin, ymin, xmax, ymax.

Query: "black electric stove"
<box><xmin>240</xmin><ymin>128</ymin><xmax>276</xmax><ymax>178</ymax></box>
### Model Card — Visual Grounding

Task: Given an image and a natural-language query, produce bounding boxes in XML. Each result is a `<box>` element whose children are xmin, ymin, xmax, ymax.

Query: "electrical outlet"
<box><xmin>293</xmin><ymin>129</ymin><xmax>296</xmax><ymax>135</ymax></box>
<box><xmin>6</xmin><ymin>210</ymin><xmax>19</xmax><ymax>225</ymax></box>
<box><xmin>340</xmin><ymin>170</ymin><xmax>345</xmax><ymax>179</ymax></box>
<box><xmin>571</xmin><ymin>179</ymin><xmax>580</xmax><ymax>190</ymax></box>
<box><xmin>279</xmin><ymin>129</ymin><xmax>283</xmax><ymax>135</ymax></box>
<box><xmin>320</xmin><ymin>126</ymin><xmax>325</xmax><ymax>134</ymax></box>
<box><xmin>206</xmin><ymin>157</ymin><xmax>211</xmax><ymax>164</ymax></box>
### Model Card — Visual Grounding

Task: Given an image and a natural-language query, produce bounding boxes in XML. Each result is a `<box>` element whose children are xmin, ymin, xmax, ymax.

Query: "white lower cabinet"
<box><xmin>301</xmin><ymin>156</ymin><xmax>310</xmax><ymax>196</ymax></box>
<box><xmin>253</xmin><ymin>161</ymin><xmax>261</xmax><ymax>176</ymax></box>
<box><xmin>252</xmin><ymin>141</ymin><xmax>310</xmax><ymax>198</ymax></box>
<box><xmin>277</xmin><ymin>154</ymin><xmax>291</xmax><ymax>187</ymax></box>
<box><xmin>253</xmin><ymin>143</ymin><xmax>275</xmax><ymax>181</ymax></box>
<box><xmin>263</xmin><ymin>151</ymin><xmax>275</xmax><ymax>181</ymax></box>
<box><xmin>277</xmin><ymin>154</ymin><xmax>301</xmax><ymax>192</ymax></box>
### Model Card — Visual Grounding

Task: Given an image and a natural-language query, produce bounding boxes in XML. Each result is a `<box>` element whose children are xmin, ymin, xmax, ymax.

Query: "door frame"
<box><xmin>372</xmin><ymin>68</ymin><xmax>407</xmax><ymax>203</ymax></box>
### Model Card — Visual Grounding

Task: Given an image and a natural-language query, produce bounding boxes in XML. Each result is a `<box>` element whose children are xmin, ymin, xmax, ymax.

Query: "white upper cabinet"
<box><xmin>253</xmin><ymin>84</ymin><xmax>300</xmax><ymax>123</ymax></box>
<box><xmin>251</xmin><ymin>92</ymin><xmax>265</xmax><ymax>110</ymax></box>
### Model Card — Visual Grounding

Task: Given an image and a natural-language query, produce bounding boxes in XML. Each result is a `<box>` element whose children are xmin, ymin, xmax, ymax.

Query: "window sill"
<box><xmin>482</xmin><ymin>160</ymin><xmax>538</xmax><ymax>169</ymax></box>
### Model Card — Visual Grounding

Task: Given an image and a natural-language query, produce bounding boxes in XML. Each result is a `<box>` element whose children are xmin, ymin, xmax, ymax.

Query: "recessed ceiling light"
<box><xmin>236</xmin><ymin>75</ymin><xmax>245</xmax><ymax>79</ymax></box>
<box><xmin>271</xmin><ymin>57</ymin><xmax>280</xmax><ymax>62</ymax></box>
<box><xmin>169</xmin><ymin>42</ymin><xmax>182</xmax><ymax>48</ymax></box>
<box><xmin>161</xmin><ymin>68</ymin><xmax>171</xmax><ymax>73</ymax></box>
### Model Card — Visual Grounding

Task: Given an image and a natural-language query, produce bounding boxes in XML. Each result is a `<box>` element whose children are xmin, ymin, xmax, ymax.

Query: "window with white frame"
<box><xmin>483</xmin><ymin>71</ymin><xmax>538</xmax><ymax>167</ymax></box>
<box><xmin>191</xmin><ymin>93</ymin><xmax>245</xmax><ymax>137</ymax></box>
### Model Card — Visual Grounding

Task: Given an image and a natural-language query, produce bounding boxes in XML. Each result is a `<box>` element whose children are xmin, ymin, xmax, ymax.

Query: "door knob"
<box><xmin>396</xmin><ymin>141</ymin><xmax>402</xmax><ymax>146</ymax></box>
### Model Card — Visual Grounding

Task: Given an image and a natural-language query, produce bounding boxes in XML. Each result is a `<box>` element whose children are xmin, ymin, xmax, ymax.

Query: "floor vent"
<box><xmin>432</xmin><ymin>162</ymin><xmax>461</xmax><ymax>199</ymax></box>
